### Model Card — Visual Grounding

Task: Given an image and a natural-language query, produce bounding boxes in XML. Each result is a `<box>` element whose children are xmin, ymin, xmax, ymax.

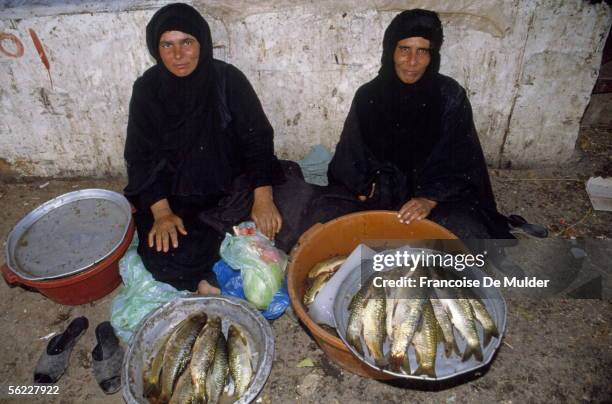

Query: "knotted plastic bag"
<box><xmin>110</xmin><ymin>237</ymin><xmax>188</xmax><ymax>342</ymax></box>
<box><xmin>219</xmin><ymin>222</ymin><xmax>287</xmax><ymax>310</ymax></box>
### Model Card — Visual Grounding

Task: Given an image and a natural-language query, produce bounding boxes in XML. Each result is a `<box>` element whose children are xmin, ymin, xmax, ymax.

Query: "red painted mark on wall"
<box><xmin>0</xmin><ymin>32</ymin><xmax>25</xmax><ymax>58</ymax></box>
<box><xmin>29</xmin><ymin>29</ymin><xmax>53</xmax><ymax>89</ymax></box>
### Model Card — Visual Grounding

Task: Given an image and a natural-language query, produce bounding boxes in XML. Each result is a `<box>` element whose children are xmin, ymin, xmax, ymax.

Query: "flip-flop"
<box><xmin>34</xmin><ymin>316</ymin><xmax>89</xmax><ymax>384</ymax></box>
<box><xmin>91</xmin><ymin>321</ymin><xmax>124</xmax><ymax>394</ymax></box>
<box><xmin>507</xmin><ymin>214</ymin><xmax>549</xmax><ymax>238</ymax></box>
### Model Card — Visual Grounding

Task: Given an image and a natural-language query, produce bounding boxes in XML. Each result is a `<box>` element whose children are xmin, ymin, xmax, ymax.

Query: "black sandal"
<box><xmin>34</xmin><ymin>316</ymin><xmax>89</xmax><ymax>384</ymax></box>
<box><xmin>91</xmin><ymin>321</ymin><xmax>124</xmax><ymax>394</ymax></box>
<box><xmin>508</xmin><ymin>214</ymin><xmax>549</xmax><ymax>238</ymax></box>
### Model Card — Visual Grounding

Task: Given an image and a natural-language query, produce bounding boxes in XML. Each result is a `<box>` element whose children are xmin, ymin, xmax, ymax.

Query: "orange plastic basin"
<box><xmin>287</xmin><ymin>210</ymin><xmax>457</xmax><ymax>379</ymax></box>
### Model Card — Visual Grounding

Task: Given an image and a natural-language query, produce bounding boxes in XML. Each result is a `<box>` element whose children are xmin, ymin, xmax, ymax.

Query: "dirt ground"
<box><xmin>0</xmin><ymin>127</ymin><xmax>610</xmax><ymax>403</ymax></box>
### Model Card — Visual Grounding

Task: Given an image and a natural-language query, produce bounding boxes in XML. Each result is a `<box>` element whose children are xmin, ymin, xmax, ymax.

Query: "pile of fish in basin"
<box><xmin>304</xmin><ymin>246</ymin><xmax>506</xmax><ymax>381</ymax></box>
<box><xmin>123</xmin><ymin>296</ymin><xmax>274</xmax><ymax>403</ymax></box>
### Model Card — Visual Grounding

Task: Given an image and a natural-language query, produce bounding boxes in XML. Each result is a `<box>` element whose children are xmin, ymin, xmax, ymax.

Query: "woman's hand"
<box><xmin>251</xmin><ymin>186</ymin><xmax>282</xmax><ymax>240</ymax></box>
<box><xmin>148</xmin><ymin>198</ymin><xmax>188</xmax><ymax>252</ymax></box>
<box><xmin>398</xmin><ymin>197</ymin><xmax>437</xmax><ymax>224</ymax></box>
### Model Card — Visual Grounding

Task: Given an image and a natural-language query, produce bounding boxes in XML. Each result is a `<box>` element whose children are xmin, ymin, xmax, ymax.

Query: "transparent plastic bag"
<box><xmin>219</xmin><ymin>222</ymin><xmax>287</xmax><ymax>310</ymax></box>
<box><xmin>110</xmin><ymin>237</ymin><xmax>188</xmax><ymax>342</ymax></box>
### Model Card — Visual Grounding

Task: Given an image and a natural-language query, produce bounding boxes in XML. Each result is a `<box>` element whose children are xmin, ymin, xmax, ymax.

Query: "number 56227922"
<box><xmin>7</xmin><ymin>385</ymin><xmax>59</xmax><ymax>395</ymax></box>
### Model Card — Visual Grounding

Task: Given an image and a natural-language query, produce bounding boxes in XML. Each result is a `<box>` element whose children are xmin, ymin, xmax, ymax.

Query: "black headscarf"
<box><xmin>145</xmin><ymin>2</ymin><xmax>216</xmax><ymax>119</ymax></box>
<box><xmin>125</xmin><ymin>3</ymin><xmax>234</xmax><ymax>201</ymax></box>
<box><xmin>379</xmin><ymin>9</ymin><xmax>444</xmax><ymax>79</ymax></box>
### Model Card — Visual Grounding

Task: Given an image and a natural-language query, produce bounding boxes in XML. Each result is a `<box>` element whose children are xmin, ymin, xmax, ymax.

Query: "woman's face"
<box><xmin>158</xmin><ymin>30</ymin><xmax>200</xmax><ymax>77</ymax></box>
<box><xmin>393</xmin><ymin>36</ymin><xmax>431</xmax><ymax>84</ymax></box>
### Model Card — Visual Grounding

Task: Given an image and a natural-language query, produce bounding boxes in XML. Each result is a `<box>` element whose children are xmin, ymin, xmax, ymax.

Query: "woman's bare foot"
<box><xmin>197</xmin><ymin>280</ymin><xmax>220</xmax><ymax>295</ymax></box>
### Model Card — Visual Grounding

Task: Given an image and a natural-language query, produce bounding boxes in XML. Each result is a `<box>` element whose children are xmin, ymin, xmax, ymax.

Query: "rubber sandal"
<box><xmin>507</xmin><ymin>214</ymin><xmax>549</xmax><ymax>238</ymax></box>
<box><xmin>34</xmin><ymin>316</ymin><xmax>89</xmax><ymax>384</ymax></box>
<box><xmin>91</xmin><ymin>321</ymin><xmax>124</xmax><ymax>394</ymax></box>
<box><xmin>487</xmin><ymin>247</ymin><xmax>526</xmax><ymax>278</ymax></box>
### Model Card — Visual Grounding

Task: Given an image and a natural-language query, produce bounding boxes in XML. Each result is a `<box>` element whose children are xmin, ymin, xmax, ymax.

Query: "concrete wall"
<box><xmin>0</xmin><ymin>0</ymin><xmax>610</xmax><ymax>177</ymax></box>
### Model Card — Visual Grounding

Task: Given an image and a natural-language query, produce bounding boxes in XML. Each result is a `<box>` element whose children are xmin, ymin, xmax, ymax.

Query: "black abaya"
<box><xmin>123</xmin><ymin>4</ymin><xmax>287</xmax><ymax>290</ymax></box>
<box><xmin>321</xmin><ymin>9</ymin><xmax>511</xmax><ymax>239</ymax></box>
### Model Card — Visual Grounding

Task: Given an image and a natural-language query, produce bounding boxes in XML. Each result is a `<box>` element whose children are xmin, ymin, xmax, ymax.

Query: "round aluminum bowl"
<box><xmin>333</xmin><ymin>247</ymin><xmax>507</xmax><ymax>381</ymax></box>
<box><xmin>122</xmin><ymin>295</ymin><xmax>274</xmax><ymax>404</ymax></box>
<box><xmin>5</xmin><ymin>188</ymin><xmax>132</xmax><ymax>281</ymax></box>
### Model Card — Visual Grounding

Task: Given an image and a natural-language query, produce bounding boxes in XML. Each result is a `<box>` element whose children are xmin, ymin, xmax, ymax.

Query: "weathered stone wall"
<box><xmin>0</xmin><ymin>0</ymin><xmax>610</xmax><ymax>177</ymax></box>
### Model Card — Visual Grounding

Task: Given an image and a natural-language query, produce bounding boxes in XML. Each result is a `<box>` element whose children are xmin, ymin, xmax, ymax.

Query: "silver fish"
<box><xmin>143</xmin><ymin>329</ymin><xmax>173</xmax><ymax>400</ymax></box>
<box><xmin>382</xmin><ymin>267</ymin><xmax>409</xmax><ymax>338</ymax></box>
<box><xmin>206</xmin><ymin>333</ymin><xmax>229</xmax><ymax>404</ymax></box>
<box><xmin>190</xmin><ymin>316</ymin><xmax>222</xmax><ymax>401</ymax></box>
<box><xmin>307</xmin><ymin>255</ymin><xmax>347</xmax><ymax>279</ymax></box>
<box><xmin>388</xmin><ymin>287</ymin><xmax>426</xmax><ymax>372</ymax></box>
<box><xmin>228</xmin><ymin>324</ymin><xmax>253</xmax><ymax>399</ymax></box>
<box><xmin>469</xmin><ymin>297</ymin><xmax>499</xmax><ymax>347</ymax></box>
<box><xmin>303</xmin><ymin>272</ymin><xmax>334</xmax><ymax>306</ymax></box>
<box><xmin>430</xmin><ymin>295</ymin><xmax>460</xmax><ymax>357</ymax></box>
<box><xmin>160</xmin><ymin>313</ymin><xmax>207</xmax><ymax>402</ymax></box>
<box><xmin>412</xmin><ymin>302</ymin><xmax>439</xmax><ymax>377</ymax></box>
<box><xmin>362</xmin><ymin>285</ymin><xmax>387</xmax><ymax>366</ymax></box>
<box><xmin>169</xmin><ymin>368</ymin><xmax>196</xmax><ymax>404</ymax></box>
<box><xmin>439</xmin><ymin>292</ymin><xmax>483</xmax><ymax>362</ymax></box>
<box><xmin>345</xmin><ymin>278</ymin><xmax>372</xmax><ymax>355</ymax></box>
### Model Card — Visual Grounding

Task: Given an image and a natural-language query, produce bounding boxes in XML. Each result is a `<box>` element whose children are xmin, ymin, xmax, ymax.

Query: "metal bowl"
<box><xmin>5</xmin><ymin>188</ymin><xmax>132</xmax><ymax>281</ymax></box>
<box><xmin>122</xmin><ymin>295</ymin><xmax>275</xmax><ymax>403</ymax></box>
<box><xmin>333</xmin><ymin>247</ymin><xmax>507</xmax><ymax>381</ymax></box>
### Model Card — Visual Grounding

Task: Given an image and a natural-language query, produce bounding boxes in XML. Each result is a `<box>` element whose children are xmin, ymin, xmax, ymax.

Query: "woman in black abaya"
<box><xmin>316</xmin><ymin>9</ymin><xmax>512</xmax><ymax>239</ymax></box>
<box><xmin>124</xmin><ymin>3</ymin><xmax>309</xmax><ymax>292</ymax></box>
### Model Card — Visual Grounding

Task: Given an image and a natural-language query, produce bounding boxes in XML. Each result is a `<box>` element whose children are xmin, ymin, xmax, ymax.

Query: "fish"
<box><xmin>228</xmin><ymin>324</ymin><xmax>253</xmax><ymax>399</ymax></box>
<box><xmin>307</xmin><ymin>255</ymin><xmax>347</xmax><ymax>279</ymax></box>
<box><xmin>469</xmin><ymin>297</ymin><xmax>499</xmax><ymax>347</ymax></box>
<box><xmin>388</xmin><ymin>288</ymin><xmax>426</xmax><ymax>372</ymax></box>
<box><xmin>429</xmin><ymin>269</ymin><xmax>461</xmax><ymax>358</ymax></box>
<box><xmin>385</xmin><ymin>265</ymin><xmax>428</xmax><ymax>331</ymax></box>
<box><xmin>439</xmin><ymin>292</ymin><xmax>483</xmax><ymax>362</ymax></box>
<box><xmin>345</xmin><ymin>278</ymin><xmax>373</xmax><ymax>355</ymax></box>
<box><xmin>362</xmin><ymin>284</ymin><xmax>387</xmax><ymax>366</ymax></box>
<box><xmin>430</xmin><ymin>295</ymin><xmax>460</xmax><ymax>357</ymax></box>
<box><xmin>169</xmin><ymin>368</ymin><xmax>196</xmax><ymax>404</ymax></box>
<box><xmin>159</xmin><ymin>313</ymin><xmax>207</xmax><ymax>402</ymax></box>
<box><xmin>206</xmin><ymin>332</ymin><xmax>229</xmax><ymax>404</ymax></box>
<box><xmin>386</xmin><ymin>266</ymin><xmax>428</xmax><ymax>368</ymax></box>
<box><xmin>190</xmin><ymin>316</ymin><xmax>222</xmax><ymax>401</ymax></box>
<box><xmin>143</xmin><ymin>330</ymin><xmax>173</xmax><ymax>400</ymax></box>
<box><xmin>382</xmin><ymin>267</ymin><xmax>408</xmax><ymax>338</ymax></box>
<box><xmin>303</xmin><ymin>272</ymin><xmax>334</xmax><ymax>306</ymax></box>
<box><xmin>411</xmin><ymin>302</ymin><xmax>439</xmax><ymax>377</ymax></box>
